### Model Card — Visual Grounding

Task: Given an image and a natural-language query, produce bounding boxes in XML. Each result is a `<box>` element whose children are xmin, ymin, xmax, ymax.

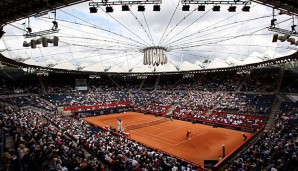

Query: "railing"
<box><xmin>213</xmin><ymin>126</ymin><xmax>264</xmax><ymax>170</ymax></box>
<box><xmin>64</xmin><ymin>101</ymin><xmax>132</xmax><ymax>111</ymax></box>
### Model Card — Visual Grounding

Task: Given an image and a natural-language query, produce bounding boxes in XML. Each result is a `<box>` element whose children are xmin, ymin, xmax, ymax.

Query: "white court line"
<box><xmin>162</xmin><ymin>121</ymin><xmax>209</xmax><ymax>132</ymax></box>
<box><xmin>173</xmin><ymin>131</ymin><xmax>208</xmax><ymax>147</ymax></box>
<box><xmin>156</xmin><ymin>126</ymin><xmax>185</xmax><ymax>136</ymax></box>
<box><xmin>149</xmin><ymin>122</ymin><xmax>207</xmax><ymax>133</ymax></box>
<box><xmin>102</xmin><ymin>116</ymin><xmax>209</xmax><ymax>147</ymax></box>
<box><xmin>103</xmin><ymin>115</ymin><xmax>151</xmax><ymax>125</ymax></box>
<box><xmin>133</xmin><ymin>125</ymin><xmax>208</xmax><ymax>145</ymax></box>
<box><xmin>133</xmin><ymin>129</ymin><xmax>178</xmax><ymax>143</ymax></box>
<box><xmin>130</xmin><ymin>130</ymin><xmax>176</xmax><ymax>146</ymax></box>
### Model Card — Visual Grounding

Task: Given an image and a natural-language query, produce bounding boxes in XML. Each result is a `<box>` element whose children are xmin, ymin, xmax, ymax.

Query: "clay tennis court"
<box><xmin>84</xmin><ymin>112</ymin><xmax>252</xmax><ymax>166</ymax></box>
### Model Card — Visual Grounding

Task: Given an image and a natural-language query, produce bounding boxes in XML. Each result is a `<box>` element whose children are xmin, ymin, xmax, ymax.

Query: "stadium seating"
<box><xmin>0</xmin><ymin>67</ymin><xmax>297</xmax><ymax>170</ymax></box>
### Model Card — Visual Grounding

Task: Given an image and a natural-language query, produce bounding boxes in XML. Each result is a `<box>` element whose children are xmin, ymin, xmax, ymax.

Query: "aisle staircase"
<box><xmin>37</xmin><ymin>75</ymin><xmax>47</xmax><ymax>94</ymax></box>
<box><xmin>264</xmin><ymin>96</ymin><xmax>281</xmax><ymax>131</ymax></box>
<box><xmin>154</xmin><ymin>75</ymin><xmax>161</xmax><ymax>91</ymax></box>
<box><xmin>139</xmin><ymin>78</ymin><xmax>146</xmax><ymax>90</ymax></box>
<box><xmin>279</xmin><ymin>94</ymin><xmax>295</xmax><ymax>102</ymax></box>
<box><xmin>274</xmin><ymin>67</ymin><xmax>285</xmax><ymax>94</ymax></box>
<box><xmin>108</xmin><ymin>75</ymin><xmax>123</xmax><ymax>90</ymax></box>
<box><xmin>165</xmin><ymin>104</ymin><xmax>178</xmax><ymax>116</ymax></box>
<box><xmin>205</xmin><ymin>91</ymin><xmax>227</xmax><ymax>115</ymax></box>
<box><xmin>236</xmin><ymin>70</ymin><xmax>251</xmax><ymax>92</ymax></box>
<box><xmin>264</xmin><ymin>67</ymin><xmax>285</xmax><ymax>130</ymax></box>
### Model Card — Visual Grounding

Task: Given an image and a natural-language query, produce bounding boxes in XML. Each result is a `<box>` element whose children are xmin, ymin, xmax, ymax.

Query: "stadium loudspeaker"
<box><xmin>23</xmin><ymin>41</ymin><xmax>30</xmax><ymax>47</ymax></box>
<box><xmin>89</xmin><ymin>7</ymin><xmax>98</xmax><ymax>13</ymax></box>
<box><xmin>153</xmin><ymin>5</ymin><xmax>160</xmax><ymax>11</ymax></box>
<box><xmin>53</xmin><ymin>36</ymin><xmax>59</xmax><ymax>46</ymax></box>
<box><xmin>198</xmin><ymin>5</ymin><xmax>205</xmax><ymax>11</ymax></box>
<box><xmin>182</xmin><ymin>5</ymin><xmax>190</xmax><ymax>11</ymax></box>
<box><xmin>122</xmin><ymin>5</ymin><xmax>130</xmax><ymax>11</ymax></box>
<box><xmin>106</xmin><ymin>6</ymin><xmax>114</xmax><ymax>13</ymax></box>
<box><xmin>138</xmin><ymin>5</ymin><xmax>145</xmax><ymax>12</ymax></box>
<box><xmin>212</xmin><ymin>5</ymin><xmax>220</xmax><ymax>11</ymax></box>
<box><xmin>242</xmin><ymin>6</ymin><xmax>250</xmax><ymax>12</ymax></box>
<box><xmin>31</xmin><ymin>39</ymin><xmax>36</xmax><ymax>49</ymax></box>
<box><xmin>228</xmin><ymin>6</ymin><xmax>236</xmax><ymax>12</ymax></box>
<box><xmin>272</xmin><ymin>34</ymin><xmax>278</xmax><ymax>42</ymax></box>
<box><xmin>42</xmin><ymin>37</ymin><xmax>48</xmax><ymax>47</ymax></box>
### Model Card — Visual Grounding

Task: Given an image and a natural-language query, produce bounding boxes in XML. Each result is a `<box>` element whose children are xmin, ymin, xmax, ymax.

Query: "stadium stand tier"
<box><xmin>0</xmin><ymin>66</ymin><xmax>298</xmax><ymax>171</ymax></box>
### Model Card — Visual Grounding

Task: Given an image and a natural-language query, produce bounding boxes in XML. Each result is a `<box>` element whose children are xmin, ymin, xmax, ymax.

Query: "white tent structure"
<box><xmin>225</xmin><ymin>57</ymin><xmax>240</xmax><ymax>66</ymax></box>
<box><xmin>45</xmin><ymin>59</ymin><xmax>58</xmax><ymax>67</ymax></box>
<box><xmin>23</xmin><ymin>58</ymin><xmax>44</xmax><ymax>66</ymax></box>
<box><xmin>262</xmin><ymin>49</ymin><xmax>277</xmax><ymax>60</ymax></box>
<box><xmin>15</xmin><ymin>53</ymin><xmax>30</xmax><ymax>62</ymax></box>
<box><xmin>82</xmin><ymin>63</ymin><xmax>105</xmax><ymax>72</ymax></box>
<box><xmin>155</xmin><ymin>63</ymin><xmax>178</xmax><ymax>72</ymax></box>
<box><xmin>195</xmin><ymin>61</ymin><xmax>203</xmax><ymax>68</ymax></box>
<box><xmin>131</xmin><ymin>66</ymin><xmax>154</xmax><ymax>73</ymax></box>
<box><xmin>1</xmin><ymin>50</ymin><xmax>17</xmax><ymax>59</ymax></box>
<box><xmin>53</xmin><ymin>61</ymin><xmax>77</xmax><ymax>70</ymax></box>
<box><xmin>107</xmin><ymin>65</ymin><xmax>129</xmax><ymax>72</ymax></box>
<box><xmin>206</xmin><ymin>58</ymin><xmax>229</xmax><ymax>69</ymax></box>
<box><xmin>275</xmin><ymin>50</ymin><xmax>296</xmax><ymax>58</ymax></box>
<box><xmin>239</xmin><ymin>52</ymin><xmax>263</xmax><ymax>65</ymax></box>
<box><xmin>179</xmin><ymin>61</ymin><xmax>201</xmax><ymax>71</ymax></box>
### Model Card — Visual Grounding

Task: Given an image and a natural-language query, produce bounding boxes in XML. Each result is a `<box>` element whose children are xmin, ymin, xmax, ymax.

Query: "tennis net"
<box><xmin>126</xmin><ymin>117</ymin><xmax>169</xmax><ymax>131</ymax></box>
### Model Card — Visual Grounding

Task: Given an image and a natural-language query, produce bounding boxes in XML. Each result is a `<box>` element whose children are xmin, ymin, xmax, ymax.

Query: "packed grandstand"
<box><xmin>0</xmin><ymin>66</ymin><xmax>297</xmax><ymax>171</ymax></box>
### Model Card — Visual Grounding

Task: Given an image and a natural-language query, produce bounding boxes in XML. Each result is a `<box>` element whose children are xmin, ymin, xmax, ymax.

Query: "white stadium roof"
<box><xmin>0</xmin><ymin>0</ymin><xmax>297</xmax><ymax>73</ymax></box>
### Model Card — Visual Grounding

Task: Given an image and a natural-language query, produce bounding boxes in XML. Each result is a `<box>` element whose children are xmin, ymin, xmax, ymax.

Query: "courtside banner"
<box><xmin>74</xmin><ymin>107</ymin><xmax>132</xmax><ymax>118</ymax></box>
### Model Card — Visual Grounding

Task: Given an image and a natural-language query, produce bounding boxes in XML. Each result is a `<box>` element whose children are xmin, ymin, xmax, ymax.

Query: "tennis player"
<box><xmin>186</xmin><ymin>129</ymin><xmax>191</xmax><ymax>140</ymax></box>
<box><xmin>118</xmin><ymin>119</ymin><xmax>123</xmax><ymax>133</ymax></box>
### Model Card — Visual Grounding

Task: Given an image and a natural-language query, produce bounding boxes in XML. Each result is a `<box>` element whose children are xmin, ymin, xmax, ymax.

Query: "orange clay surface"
<box><xmin>84</xmin><ymin>112</ymin><xmax>252</xmax><ymax>166</ymax></box>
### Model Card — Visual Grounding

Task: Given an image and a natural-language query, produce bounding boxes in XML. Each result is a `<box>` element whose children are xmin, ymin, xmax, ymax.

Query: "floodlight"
<box><xmin>89</xmin><ymin>7</ymin><xmax>98</xmax><ymax>13</ymax></box>
<box><xmin>26</xmin><ymin>27</ymin><xmax>32</xmax><ymax>33</ymax></box>
<box><xmin>242</xmin><ymin>6</ymin><xmax>250</xmax><ymax>12</ymax></box>
<box><xmin>271</xmin><ymin>19</ymin><xmax>277</xmax><ymax>27</ymax></box>
<box><xmin>106</xmin><ymin>6</ymin><xmax>114</xmax><ymax>13</ymax></box>
<box><xmin>213</xmin><ymin>5</ymin><xmax>220</xmax><ymax>12</ymax></box>
<box><xmin>272</xmin><ymin>34</ymin><xmax>278</xmax><ymax>42</ymax></box>
<box><xmin>52</xmin><ymin>21</ymin><xmax>58</xmax><ymax>30</ymax></box>
<box><xmin>291</xmin><ymin>25</ymin><xmax>297</xmax><ymax>33</ymax></box>
<box><xmin>182</xmin><ymin>5</ymin><xmax>190</xmax><ymax>11</ymax></box>
<box><xmin>153</xmin><ymin>4</ymin><xmax>160</xmax><ymax>11</ymax></box>
<box><xmin>138</xmin><ymin>5</ymin><xmax>145</xmax><ymax>12</ymax></box>
<box><xmin>228</xmin><ymin>6</ymin><xmax>236</xmax><ymax>12</ymax></box>
<box><xmin>122</xmin><ymin>5</ymin><xmax>130</xmax><ymax>11</ymax></box>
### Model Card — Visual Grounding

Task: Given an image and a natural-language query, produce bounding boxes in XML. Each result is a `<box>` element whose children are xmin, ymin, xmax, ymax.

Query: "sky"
<box><xmin>0</xmin><ymin>0</ymin><xmax>297</xmax><ymax>72</ymax></box>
